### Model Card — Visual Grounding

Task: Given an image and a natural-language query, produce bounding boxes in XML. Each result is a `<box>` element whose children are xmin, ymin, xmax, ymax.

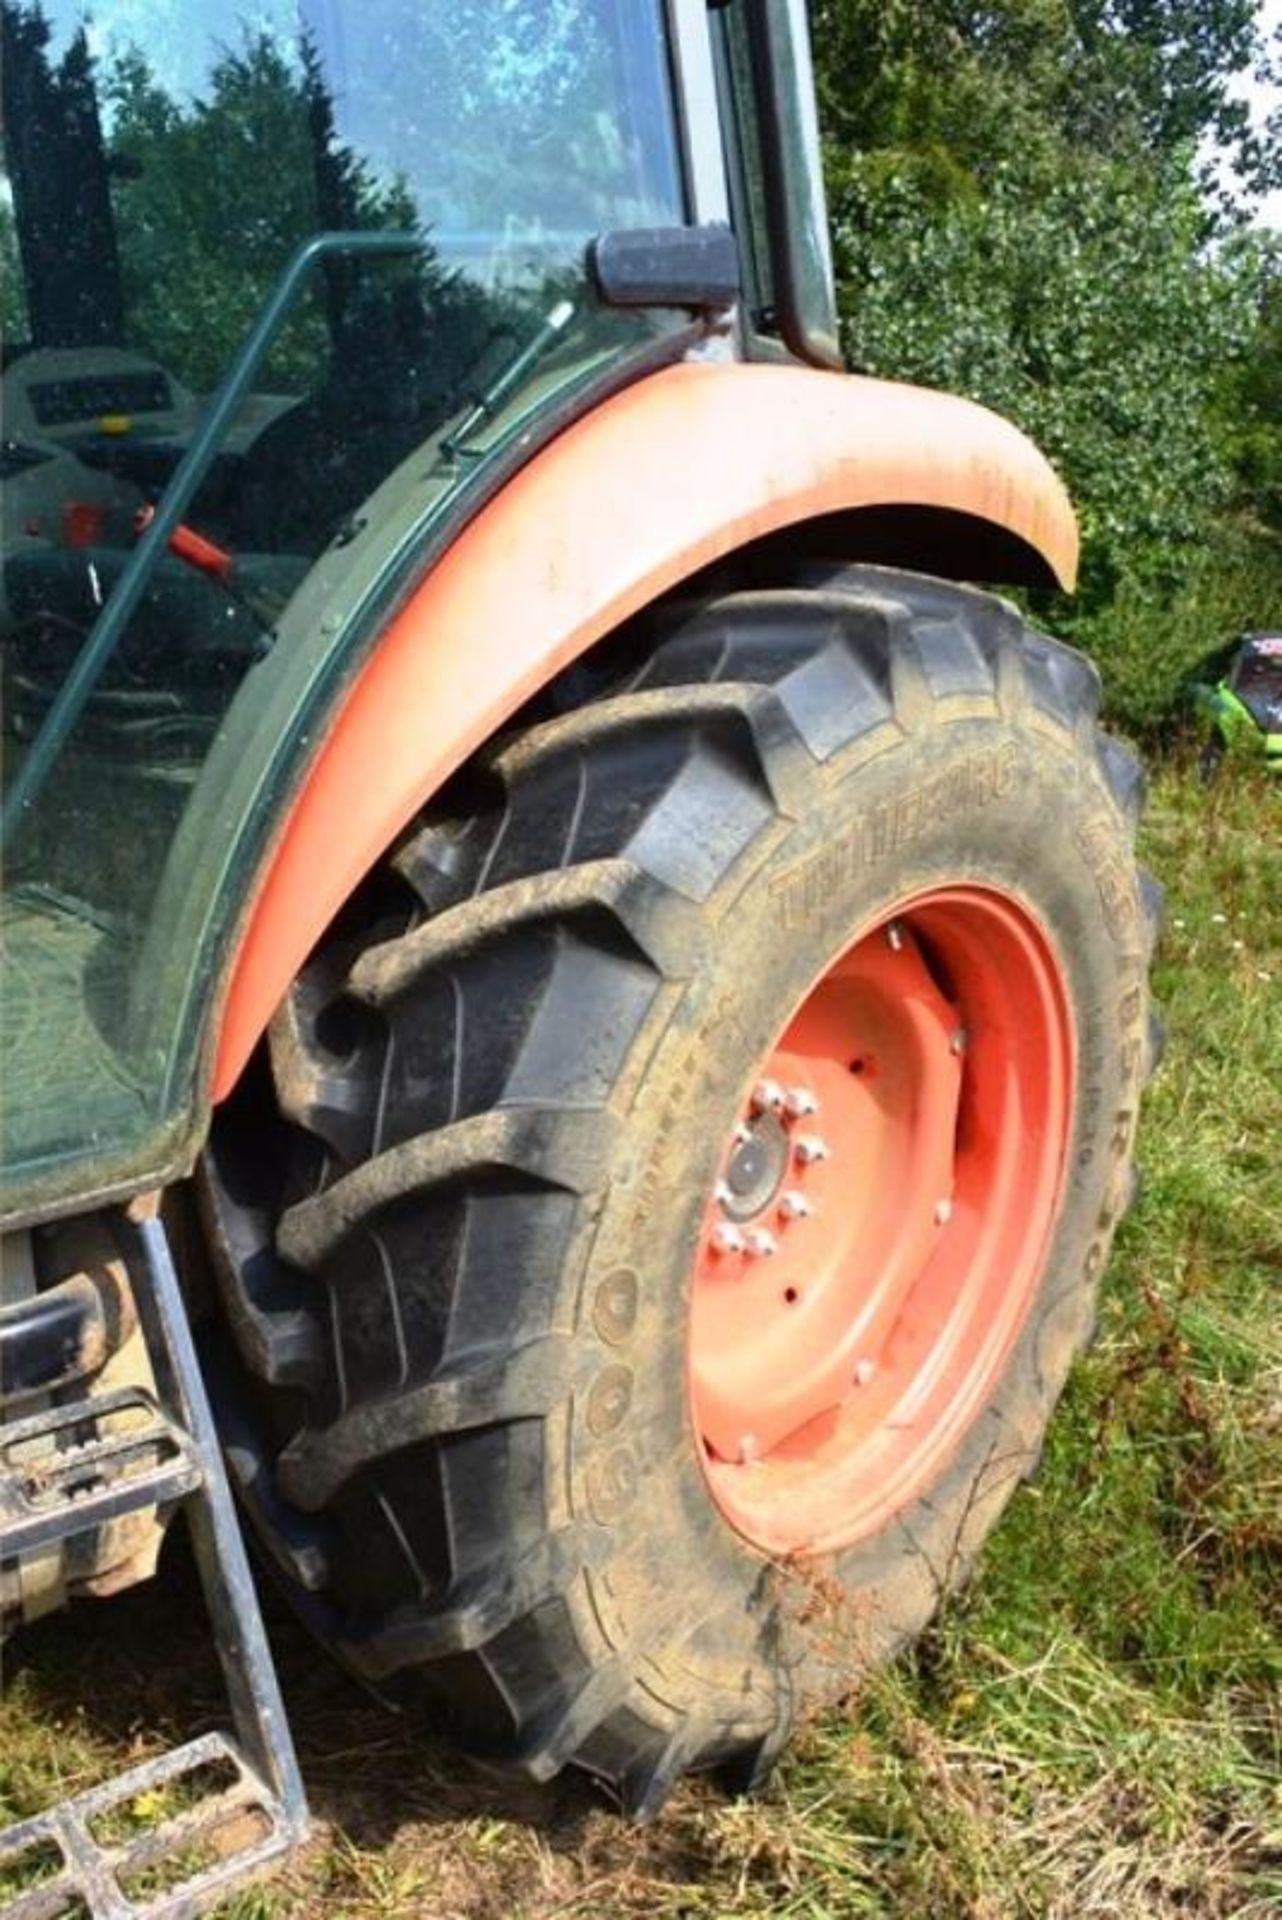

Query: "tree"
<box><xmin>812</xmin><ymin>0</ymin><xmax>1282</xmax><ymax>730</ymax></box>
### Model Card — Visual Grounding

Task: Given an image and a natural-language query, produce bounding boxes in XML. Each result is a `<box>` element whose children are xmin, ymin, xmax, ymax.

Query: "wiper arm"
<box><xmin>442</xmin><ymin>299</ymin><xmax>575</xmax><ymax>457</ymax></box>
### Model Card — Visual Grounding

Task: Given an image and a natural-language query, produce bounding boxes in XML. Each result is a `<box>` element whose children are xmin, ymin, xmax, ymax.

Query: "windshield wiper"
<box><xmin>441</xmin><ymin>298</ymin><xmax>575</xmax><ymax>457</ymax></box>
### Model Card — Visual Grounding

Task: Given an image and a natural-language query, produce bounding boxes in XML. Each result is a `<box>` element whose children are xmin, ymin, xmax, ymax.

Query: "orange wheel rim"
<box><xmin>689</xmin><ymin>886</ymin><xmax>1075</xmax><ymax>1557</ymax></box>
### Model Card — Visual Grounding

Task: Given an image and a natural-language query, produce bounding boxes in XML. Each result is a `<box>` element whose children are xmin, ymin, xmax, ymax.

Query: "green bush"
<box><xmin>1058</xmin><ymin>521</ymin><xmax>1282</xmax><ymax>739</ymax></box>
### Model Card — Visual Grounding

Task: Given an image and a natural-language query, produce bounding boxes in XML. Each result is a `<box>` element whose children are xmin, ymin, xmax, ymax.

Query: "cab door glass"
<box><xmin>0</xmin><ymin>0</ymin><xmax>685</xmax><ymax>1195</ymax></box>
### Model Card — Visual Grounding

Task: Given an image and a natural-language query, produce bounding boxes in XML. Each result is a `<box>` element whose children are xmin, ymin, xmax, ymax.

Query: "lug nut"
<box><xmin>783</xmin><ymin>1085</ymin><xmax>819</xmax><ymax>1118</ymax></box>
<box><xmin>934</xmin><ymin>1197</ymin><xmax>953</xmax><ymax>1225</ymax></box>
<box><xmin>779</xmin><ymin>1190</ymin><xmax>813</xmax><ymax>1221</ymax></box>
<box><xmin>733</xmin><ymin>1121</ymin><xmax>753</xmax><ymax>1145</ymax></box>
<box><xmin>751</xmin><ymin>1078</ymin><xmax>786</xmax><ymax>1114</ymax></box>
<box><xmin>714</xmin><ymin>1179</ymin><xmax>734</xmax><ymax>1207</ymax></box>
<box><xmin>738</xmin><ymin>1433</ymin><xmax>761</xmax><ymax>1464</ymax></box>
<box><xmin>744</xmin><ymin>1227</ymin><xmax>779</xmax><ymax>1258</ymax></box>
<box><xmin>794</xmin><ymin>1135</ymin><xmax>831</xmax><ymax>1166</ymax></box>
<box><xmin>711</xmin><ymin>1222</ymin><xmax>746</xmax><ymax>1254</ymax></box>
<box><xmin>886</xmin><ymin>920</ymin><xmax>905</xmax><ymax>952</ymax></box>
<box><xmin>950</xmin><ymin>1027</ymin><xmax>969</xmax><ymax>1055</ymax></box>
<box><xmin>853</xmin><ymin>1358</ymin><xmax>877</xmax><ymax>1387</ymax></box>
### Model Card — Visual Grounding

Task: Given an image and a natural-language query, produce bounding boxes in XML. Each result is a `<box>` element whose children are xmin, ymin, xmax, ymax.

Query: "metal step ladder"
<box><xmin>0</xmin><ymin>1213</ymin><xmax>310</xmax><ymax>1920</ymax></box>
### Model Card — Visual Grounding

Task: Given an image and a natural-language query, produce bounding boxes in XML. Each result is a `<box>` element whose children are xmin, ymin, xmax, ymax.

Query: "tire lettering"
<box><xmin>769</xmin><ymin>743</ymin><xmax>1021</xmax><ymax>929</ymax></box>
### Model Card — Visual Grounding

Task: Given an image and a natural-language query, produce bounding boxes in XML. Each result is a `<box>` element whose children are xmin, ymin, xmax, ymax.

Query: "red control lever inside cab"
<box><xmin>135</xmin><ymin>503</ymin><xmax>235</xmax><ymax>583</ymax></box>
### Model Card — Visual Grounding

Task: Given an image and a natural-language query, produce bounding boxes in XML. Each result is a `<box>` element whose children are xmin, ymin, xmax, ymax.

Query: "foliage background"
<box><xmin>812</xmin><ymin>0</ymin><xmax>1282</xmax><ymax>733</ymax></box>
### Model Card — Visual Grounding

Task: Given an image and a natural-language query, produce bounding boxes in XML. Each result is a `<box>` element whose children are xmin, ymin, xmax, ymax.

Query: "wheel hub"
<box><xmin>719</xmin><ymin>1108</ymin><xmax>792</xmax><ymax>1221</ymax></box>
<box><xmin>688</xmin><ymin>886</ymin><xmax>1074</xmax><ymax>1558</ymax></box>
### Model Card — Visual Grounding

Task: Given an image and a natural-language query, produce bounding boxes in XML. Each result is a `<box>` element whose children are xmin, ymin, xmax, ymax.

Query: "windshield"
<box><xmin>0</xmin><ymin>0</ymin><xmax>688</xmax><ymax>1209</ymax></box>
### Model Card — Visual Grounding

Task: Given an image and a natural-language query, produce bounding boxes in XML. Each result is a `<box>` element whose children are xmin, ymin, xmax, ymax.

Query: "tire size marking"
<box><xmin>1079</xmin><ymin>974</ymin><xmax>1148</xmax><ymax>1280</ymax></box>
<box><xmin>1075</xmin><ymin>816</ymin><xmax>1142</xmax><ymax>948</ymax></box>
<box><xmin>769</xmin><ymin>743</ymin><xmax>1020</xmax><ymax>930</ymax></box>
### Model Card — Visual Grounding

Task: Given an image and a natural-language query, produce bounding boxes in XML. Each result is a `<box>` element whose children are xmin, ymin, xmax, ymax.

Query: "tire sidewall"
<box><xmin>562</xmin><ymin>706</ymin><xmax>1149</xmax><ymax>1727</ymax></box>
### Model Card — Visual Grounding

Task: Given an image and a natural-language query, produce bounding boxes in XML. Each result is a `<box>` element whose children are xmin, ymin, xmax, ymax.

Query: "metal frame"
<box><xmin>742</xmin><ymin>0</ymin><xmax>843</xmax><ymax>370</ymax></box>
<box><xmin>666</xmin><ymin>0</ymin><xmax>733</xmax><ymax>231</ymax></box>
<box><xmin>0</xmin><ymin>1211</ymin><xmax>309</xmax><ymax>1919</ymax></box>
<box><xmin>127</xmin><ymin>1213</ymin><xmax>307</xmax><ymax>1819</ymax></box>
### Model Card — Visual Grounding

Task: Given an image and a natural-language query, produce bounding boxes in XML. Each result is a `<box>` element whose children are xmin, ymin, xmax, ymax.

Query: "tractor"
<box><xmin>0</xmin><ymin>2</ymin><xmax>1159</xmax><ymax>1912</ymax></box>
<box><xmin>1192</xmin><ymin>631</ymin><xmax>1282</xmax><ymax>779</ymax></box>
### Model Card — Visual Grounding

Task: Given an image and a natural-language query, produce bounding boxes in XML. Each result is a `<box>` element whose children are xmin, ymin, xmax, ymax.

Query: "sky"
<box><xmin>1240</xmin><ymin>0</ymin><xmax>1282</xmax><ymax>227</ymax></box>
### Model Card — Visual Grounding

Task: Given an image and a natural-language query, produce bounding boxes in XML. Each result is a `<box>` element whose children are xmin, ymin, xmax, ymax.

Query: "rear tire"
<box><xmin>202</xmin><ymin>566</ymin><xmax>1158</xmax><ymax>1812</ymax></box>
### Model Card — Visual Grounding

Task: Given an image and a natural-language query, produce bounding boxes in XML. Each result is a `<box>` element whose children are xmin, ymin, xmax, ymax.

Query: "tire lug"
<box><xmin>711</xmin><ymin>1222</ymin><xmax>746</xmax><ymax>1255</ymax></box>
<box><xmin>744</xmin><ymin>1227</ymin><xmax>778</xmax><ymax>1258</ymax></box>
<box><xmin>794</xmin><ymin>1135</ymin><xmax>831</xmax><ymax>1166</ymax></box>
<box><xmin>779</xmin><ymin>1190</ymin><xmax>812</xmax><ymax>1221</ymax></box>
<box><xmin>783</xmin><ymin>1085</ymin><xmax>819</xmax><ymax>1119</ymax></box>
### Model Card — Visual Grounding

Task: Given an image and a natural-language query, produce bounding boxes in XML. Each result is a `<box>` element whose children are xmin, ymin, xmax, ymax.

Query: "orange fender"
<box><xmin>212</xmin><ymin>359</ymin><xmax>1077</xmax><ymax>1098</ymax></box>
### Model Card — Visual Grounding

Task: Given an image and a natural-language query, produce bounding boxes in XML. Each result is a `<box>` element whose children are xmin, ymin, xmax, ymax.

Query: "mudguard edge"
<box><xmin>212</xmin><ymin>360</ymin><xmax>1078</xmax><ymax>1097</ymax></box>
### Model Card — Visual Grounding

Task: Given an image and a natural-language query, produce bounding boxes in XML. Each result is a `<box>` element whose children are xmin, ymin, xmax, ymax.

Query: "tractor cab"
<box><xmin>1193</xmin><ymin>631</ymin><xmax>1282</xmax><ymax>774</ymax></box>
<box><xmin>1231</xmin><ymin>633</ymin><xmax>1282</xmax><ymax>729</ymax></box>
<box><xmin>0</xmin><ymin>0</ymin><xmax>835</xmax><ymax>1220</ymax></box>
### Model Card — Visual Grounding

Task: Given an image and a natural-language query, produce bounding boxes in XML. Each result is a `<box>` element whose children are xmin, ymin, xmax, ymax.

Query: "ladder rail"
<box><xmin>124</xmin><ymin>1211</ymin><xmax>309</xmax><ymax>1832</ymax></box>
<box><xmin>0</xmin><ymin>1210</ymin><xmax>311</xmax><ymax>1920</ymax></box>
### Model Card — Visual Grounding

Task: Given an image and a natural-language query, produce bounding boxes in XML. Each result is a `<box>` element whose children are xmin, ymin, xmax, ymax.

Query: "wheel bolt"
<box><xmin>711</xmin><ymin>1222</ymin><xmax>746</xmax><ymax>1255</ymax></box>
<box><xmin>779</xmin><ymin>1190</ymin><xmax>813</xmax><ymax>1221</ymax></box>
<box><xmin>886</xmin><ymin>921</ymin><xmax>905</xmax><ymax>952</ymax></box>
<box><xmin>853</xmin><ymin>1358</ymin><xmax>876</xmax><ymax>1387</ymax></box>
<box><xmin>744</xmin><ymin>1227</ymin><xmax>779</xmax><ymax>1258</ymax></box>
<box><xmin>751</xmin><ymin>1078</ymin><xmax>786</xmax><ymax>1114</ymax></box>
<box><xmin>732</xmin><ymin>1121</ymin><xmax>753</xmax><ymax>1145</ymax></box>
<box><xmin>934</xmin><ymin>1197</ymin><xmax>953</xmax><ymax>1225</ymax></box>
<box><xmin>794</xmin><ymin>1135</ymin><xmax>831</xmax><ymax>1166</ymax></box>
<box><xmin>950</xmin><ymin>1027</ymin><xmax>969</xmax><ymax>1055</ymax></box>
<box><xmin>738</xmin><ymin>1433</ymin><xmax>761</xmax><ymax>1464</ymax></box>
<box><xmin>714</xmin><ymin>1179</ymin><xmax>734</xmax><ymax>1207</ymax></box>
<box><xmin>783</xmin><ymin>1085</ymin><xmax>819</xmax><ymax>1118</ymax></box>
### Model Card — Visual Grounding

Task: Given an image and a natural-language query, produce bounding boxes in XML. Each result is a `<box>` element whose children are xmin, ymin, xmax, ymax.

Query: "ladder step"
<box><xmin>0</xmin><ymin>1732</ymin><xmax>296</xmax><ymax>1920</ymax></box>
<box><xmin>0</xmin><ymin>1387</ymin><xmax>202</xmax><ymax>1559</ymax></box>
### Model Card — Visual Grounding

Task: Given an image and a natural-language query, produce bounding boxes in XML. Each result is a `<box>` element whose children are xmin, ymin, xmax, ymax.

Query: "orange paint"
<box><xmin>693</xmin><ymin>887</ymin><xmax>1074</xmax><ymax>1556</ymax></box>
<box><xmin>212</xmin><ymin>361</ymin><xmax>1077</xmax><ymax>1098</ymax></box>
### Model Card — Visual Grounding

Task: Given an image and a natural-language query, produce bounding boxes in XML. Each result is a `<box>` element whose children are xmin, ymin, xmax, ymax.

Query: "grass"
<box><xmin>3</xmin><ymin>752</ymin><xmax>1280</xmax><ymax>1919</ymax></box>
